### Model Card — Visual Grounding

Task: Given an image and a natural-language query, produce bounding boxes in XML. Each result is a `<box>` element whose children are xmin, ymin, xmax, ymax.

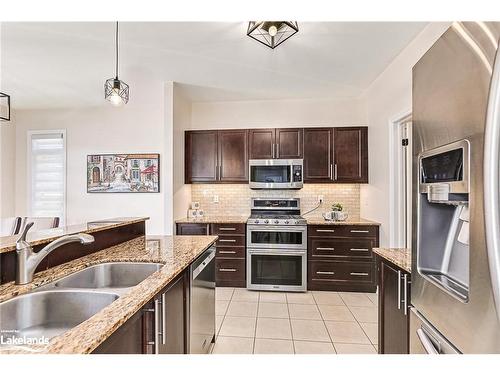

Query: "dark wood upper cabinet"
<box><xmin>378</xmin><ymin>259</ymin><xmax>410</xmax><ymax>354</ymax></box>
<box><xmin>185</xmin><ymin>130</ymin><xmax>218</xmax><ymax>183</ymax></box>
<box><xmin>185</xmin><ymin>130</ymin><xmax>248</xmax><ymax>183</ymax></box>
<box><xmin>248</xmin><ymin>128</ymin><xmax>275</xmax><ymax>159</ymax></box>
<box><xmin>218</xmin><ymin>130</ymin><xmax>248</xmax><ymax>182</ymax></box>
<box><xmin>303</xmin><ymin>128</ymin><xmax>333</xmax><ymax>182</ymax></box>
<box><xmin>333</xmin><ymin>127</ymin><xmax>368</xmax><ymax>183</ymax></box>
<box><xmin>276</xmin><ymin>128</ymin><xmax>303</xmax><ymax>159</ymax></box>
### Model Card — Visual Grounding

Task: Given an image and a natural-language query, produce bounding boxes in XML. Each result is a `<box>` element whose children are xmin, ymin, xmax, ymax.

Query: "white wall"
<box><xmin>172</xmin><ymin>84</ymin><xmax>192</xmax><ymax>223</ymax></box>
<box><xmin>191</xmin><ymin>97</ymin><xmax>366</xmax><ymax>129</ymax></box>
<box><xmin>12</xmin><ymin>72</ymin><xmax>173</xmax><ymax>235</ymax></box>
<box><xmin>0</xmin><ymin>118</ymin><xmax>16</xmax><ymax>218</ymax></box>
<box><xmin>361</xmin><ymin>22</ymin><xmax>451</xmax><ymax>247</ymax></box>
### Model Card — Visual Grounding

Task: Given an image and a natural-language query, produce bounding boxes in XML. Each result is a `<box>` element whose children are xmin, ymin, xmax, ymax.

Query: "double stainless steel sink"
<box><xmin>0</xmin><ymin>262</ymin><xmax>163</xmax><ymax>342</ymax></box>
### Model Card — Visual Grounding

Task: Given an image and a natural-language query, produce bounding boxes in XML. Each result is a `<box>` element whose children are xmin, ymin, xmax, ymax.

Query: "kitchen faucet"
<box><xmin>15</xmin><ymin>222</ymin><xmax>95</xmax><ymax>285</ymax></box>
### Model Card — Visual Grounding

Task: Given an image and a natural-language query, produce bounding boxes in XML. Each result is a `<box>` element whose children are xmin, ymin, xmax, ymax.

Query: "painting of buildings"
<box><xmin>87</xmin><ymin>154</ymin><xmax>160</xmax><ymax>193</ymax></box>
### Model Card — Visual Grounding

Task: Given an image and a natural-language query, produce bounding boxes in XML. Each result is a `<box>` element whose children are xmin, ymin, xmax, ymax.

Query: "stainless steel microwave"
<box><xmin>249</xmin><ymin>159</ymin><xmax>303</xmax><ymax>189</ymax></box>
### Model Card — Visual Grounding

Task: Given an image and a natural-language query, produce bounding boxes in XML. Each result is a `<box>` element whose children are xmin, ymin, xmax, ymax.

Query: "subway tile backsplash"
<box><xmin>190</xmin><ymin>184</ymin><xmax>360</xmax><ymax>220</ymax></box>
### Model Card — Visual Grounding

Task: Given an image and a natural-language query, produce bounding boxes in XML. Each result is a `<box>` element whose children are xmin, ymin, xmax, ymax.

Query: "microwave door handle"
<box><xmin>484</xmin><ymin>43</ymin><xmax>500</xmax><ymax>321</ymax></box>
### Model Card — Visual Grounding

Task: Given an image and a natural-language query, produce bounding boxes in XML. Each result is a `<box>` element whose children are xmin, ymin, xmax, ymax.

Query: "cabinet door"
<box><xmin>276</xmin><ymin>128</ymin><xmax>303</xmax><ymax>159</ymax></box>
<box><xmin>379</xmin><ymin>261</ymin><xmax>408</xmax><ymax>354</ymax></box>
<box><xmin>176</xmin><ymin>223</ymin><xmax>210</xmax><ymax>235</ymax></box>
<box><xmin>218</xmin><ymin>130</ymin><xmax>249</xmax><ymax>182</ymax></box>
<box><xmin>248</xmin><ymin>128</ymin><xmax>275</xmax><ymax>159</ymax></box>
<box><xmin>333</xmin><ymin>127</ymin><xmax>368</xmax><ymax>183</ymax></box>
<box><xmin>303</xmin><ymin>128</ymin><xmax>333</xmax><ymax>182</ymax></box>
<box><xmin>161</xmin><ymin>275</ymin><xmax>186</xmax><ymax>354</ymax></box>
<box><xmin>185</xmin><ymin>130</ymin><xmax>218</xmax><ymax>183</ymax></box>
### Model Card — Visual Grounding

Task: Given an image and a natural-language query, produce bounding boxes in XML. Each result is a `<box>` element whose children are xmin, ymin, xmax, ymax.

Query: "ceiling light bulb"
<box><xmin>108</xmin><ymin>92</ymin><xmax>124</xmax><ymax>106</ymax></box>
<box><xmin>268</xmin><ymin>25</ymin><xmax>278</xmax><ymax>37</ymax></box>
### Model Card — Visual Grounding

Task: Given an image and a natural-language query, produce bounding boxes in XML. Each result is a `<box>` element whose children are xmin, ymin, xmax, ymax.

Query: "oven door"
<box><xmin>247</xmin><ymin>225</ymin><xmax>306</xmax><ymax>250</ymax></box>
<box><xmin>247</xmin><ymin>249</ymin><xmax>306</xmax><ymax>292</ymax></box>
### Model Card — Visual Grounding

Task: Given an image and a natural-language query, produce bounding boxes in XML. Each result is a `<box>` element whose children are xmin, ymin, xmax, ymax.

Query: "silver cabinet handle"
<box><xmin>219</xmin><ymin>268</ymin><xmax>237</xmax><ymax>272</ymax></box>
<box><xmin>330</xmin><ymin>164</ymin><xmax>333</xmax><ymax>180</ymax></box>
<box><xmin>350</xmin><ymin>230</ymin><xmax>370</xmax><ymax>233</ymax></box>
<box><xmin>276</xmin><ymin>143</ymin><xmax>280</xmax><ymax>158</ymax></box>
<box><xmin>219</xmin><ymin>227</ymin><xmax>236</xmax><ymax>231</ymax></box>
<box><xmin>161</xmin><ymin>292</ymin><xmax>167</xmax><ymax>345</ymax></box>
<box><xmin>416</xmin><ymin>328</ymin><xmax>439</xmax><ymax>354</ymax></box>
<box><xmin>219</xmin><ymin>250</ymin><xmax>236</xmax><ymax>254</ymax></box>
<box><xmin>272</xmin><ymin>143</ymin><xmax>275</xmax><ymax>158</ymax></box>
<box><xmin>154</xmin><ymin>298</ymin><xmax>162</xmax><ymax>354</ymax></box>
<box><xmin>219</xmin><ymin>239</ymin><xmax>236</xmax><ymax>243</ymax></box>
<box><xmin>350</xmin><ymin>248</ymin><xmax>369</xmax><ymax>252</ymax></box>
<box><xmin>317</xmin><ymin>247</ymin><xmax>335</xmax><ymax>251</ymax></box>
<box><xmin>403</xmin><ymin>273</ymin><xmax>408</xmax><ymax>315</ymax></box>
<box><xmin>317</xmin><ymin>229</ymin><xmax>335</xmax><ymax>233</ymax></box>
<box><xmin>316</xmin><ymin>271</ymin><xmax>335</xmax><ymax>275</ymax></box>
<box><xmin>484</xmin><ymin>41</ymin><xmax>500</xmax><ymax>321</ymax></box>
<box><xmin>397</xmin><ymin>270</ymin><xmax>402</xmax><ymax>310</ymax></box>
<box><xmin>334</xmin><ymin>164</ymin><xmax>338</xmax><ymax>180</ymax></box>
<box><xmin>350</xmin><ymin>272</ymin><xmax>369</xmax><ymax>276</ymax></box>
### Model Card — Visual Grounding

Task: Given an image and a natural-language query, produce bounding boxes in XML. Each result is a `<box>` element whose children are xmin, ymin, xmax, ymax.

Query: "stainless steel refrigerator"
<box><xmin>411</xmin><ymin>22</ymin><xmax>500</xmax><ymax>354</ymax></box>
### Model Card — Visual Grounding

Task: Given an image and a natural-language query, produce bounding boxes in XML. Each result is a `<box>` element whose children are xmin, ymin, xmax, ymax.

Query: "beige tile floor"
<box><xmin>212</xmin><ymin>287</ymin><xmax>379</xmax><ymax>354</ymax></box>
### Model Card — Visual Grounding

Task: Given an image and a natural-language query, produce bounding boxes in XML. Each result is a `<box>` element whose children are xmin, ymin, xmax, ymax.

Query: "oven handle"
<box><xmin>247</xmin><ymin>225</ymin><xmax>307</xmax><ymax>232</ymax></box>
<box><xmin>248</xmin><ymin>250</ymin><xmax>306</xmax><ymax>256</ymax></box>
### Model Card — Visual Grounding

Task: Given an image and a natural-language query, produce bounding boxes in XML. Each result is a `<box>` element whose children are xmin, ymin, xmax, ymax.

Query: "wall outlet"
<box><xmin>213</xmin><ymin>195</ymin><xmax>219</xmax><ymax>203</ymax></box>
<box><xmin>318</xmin><ymin>195</ymin><xmax>324</xmax><ymax>203</ymax></box>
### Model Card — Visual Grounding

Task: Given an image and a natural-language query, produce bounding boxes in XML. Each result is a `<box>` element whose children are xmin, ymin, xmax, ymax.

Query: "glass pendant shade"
<box><xmin>247</xmin><ymin>21</ymin><xmax>299</xmax><ymax>49</ymax></box>
<box><xmin>105</xmin><ymin>77</ymin><xmax>129</xmax><ymax>106</ymax></box>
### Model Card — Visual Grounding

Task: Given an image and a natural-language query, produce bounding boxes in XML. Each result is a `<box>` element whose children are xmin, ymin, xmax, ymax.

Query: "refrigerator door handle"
<box><xmin>484</xmin><ymin>41</ymin><xmax>500</xmax><ymax>321</ymax></box>
<box><xmin>416</xmin><ymin>328</ymin><xmax>439</xmax><ymax>354</ymax></box>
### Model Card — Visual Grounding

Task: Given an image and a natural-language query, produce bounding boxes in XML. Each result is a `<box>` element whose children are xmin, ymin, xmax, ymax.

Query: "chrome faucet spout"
<box><xmin>15</xmin><ymin>223</ymin><xmax>95</xmax><ymax>285</ymax></box>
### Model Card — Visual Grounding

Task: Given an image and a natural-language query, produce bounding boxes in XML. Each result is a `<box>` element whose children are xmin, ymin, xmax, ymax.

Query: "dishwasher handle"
<box><xmin>192</xmin><ymin>249</ymin><xmax>215</xmax><ymax>280</ymax></box>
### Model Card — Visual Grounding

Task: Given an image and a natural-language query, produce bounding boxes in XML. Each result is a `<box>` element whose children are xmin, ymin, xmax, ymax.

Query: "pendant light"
<box><xmin>247</xmin><ymin>22</ymin><xmax>299</xmax><ymax>49</ymax></box>
<box><xmin>105</xmin><ymin>22</ymin><xmax>129</xmax><ymax>106</ymax></box>
<box><xmin>0</xmin><ymin>92</ymin><xmax>10</xmax><ymax>121</ymax></box>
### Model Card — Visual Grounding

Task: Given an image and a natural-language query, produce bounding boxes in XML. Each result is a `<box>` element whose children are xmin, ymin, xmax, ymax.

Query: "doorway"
<box><xmin>391</xmin><ymin>114</ymin><xmax>412</xmax><ymax>249</ymax></box>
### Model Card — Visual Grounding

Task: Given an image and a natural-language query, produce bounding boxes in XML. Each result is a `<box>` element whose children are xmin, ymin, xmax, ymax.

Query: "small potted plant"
<box><xmin>323</xmin><ymin>202</ymin><xmax>348</xmax><ymax>221</ymax></box>
<box><xmin>331</xmin><ymin>203</ymin><xmax>343</xmax><ymax>212</ymax></box>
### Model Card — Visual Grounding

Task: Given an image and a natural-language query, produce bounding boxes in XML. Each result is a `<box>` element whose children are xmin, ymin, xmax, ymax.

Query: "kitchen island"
<box><xmin>0</xmin><ymin>234</ymin><xmax>217</xmax><ymax>354</ymax></box>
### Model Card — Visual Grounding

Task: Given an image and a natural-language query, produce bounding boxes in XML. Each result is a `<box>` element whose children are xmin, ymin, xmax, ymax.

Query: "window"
<box><xmin>146</xmin><ymin>159</ymin><xmax>152</xmax><ymax>167</ymax></box>
<box><xmin>131</xmin><ymin>170</ymin><xmax>140</xmax><ymax>180</ymax></box>
<box><xmin>28</xmin><ymin>131</ymin><xmax>66</xmax><ymax>225</ymax></box>
<box><xmin>132</xmin><ymin>159</ymin><xmax>139</xmax><ymax>168</ymax></box>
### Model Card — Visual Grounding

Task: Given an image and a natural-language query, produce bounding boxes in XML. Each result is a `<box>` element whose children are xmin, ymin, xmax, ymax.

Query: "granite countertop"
<box><xmin>0</xmin><ymin>217</ymin><xmax>149</xmax><ymax>254</ymax></box>
<box><xmin>175</xmin><ymin>215</ymin><xmax>249</xmax><ymax>224</ymax></box>
<box><xmin>0</xmin><ymin>234</ymin><xmax>218</xmax><ymax>354</ymax></box>
<box><xmin>373</xmin><ymin>247</ymin><xmax>412</xmax><ymax>273</ymax></box>
<box><xmin>305</xmin><ymin>217</ymin><xmax>381</xmax><ymax>226</ymax></box>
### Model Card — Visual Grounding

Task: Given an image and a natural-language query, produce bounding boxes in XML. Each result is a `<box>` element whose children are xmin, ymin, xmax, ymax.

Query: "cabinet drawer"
<box><xmin>216</xmin><ymin>259</ymin><xmax>245</xmax><ymax>281</ymax></box>
<box><xmin>176</xmin><ymin>223</ymin><xmax>210</xmax><ymax>235</ymax></box>
<box><xmin>309</xmin><ymin>238</ymin><xmax>374</xmax><ymax>260</ymax></box>
<box><xmin>215</xmin><ymin>235</ymin><xmax>245</xmax><ymax>247</ymax></box>
<box><xmin>308</xmin><ymin>225</ymin><xmax>378</xmax><ymax>238</ymax></box>
<box><xmin>211</xmin><ymin>223</ymin><xmax>246</xmax><ymax>235</ymax></box>
<box><xmin>309</xmin><ymin>261</ymin><xmax>375</xmax><ymax>284</ymax></box>
<box><xmin>216</xmin><ymin>247</ymin><xmax>246</xmax><ymax>259</ymax></box>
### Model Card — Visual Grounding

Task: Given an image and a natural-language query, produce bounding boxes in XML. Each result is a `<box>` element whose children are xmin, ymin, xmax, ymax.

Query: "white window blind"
<box><xmin>29</xmin><ymin>132</ymin><xmax>66</xmax><ymax>224</ymax></box>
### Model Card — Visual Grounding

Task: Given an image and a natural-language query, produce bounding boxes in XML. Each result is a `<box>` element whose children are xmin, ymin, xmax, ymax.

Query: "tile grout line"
<box><xmin>340</xmin><ymin>294</ymin><xmax>376</xmax><ymax>350</ymax></box>
<box><xmin>285</xmin><ymin>295</ymin><xmax>296</xmax><ymax>354</ymax></box>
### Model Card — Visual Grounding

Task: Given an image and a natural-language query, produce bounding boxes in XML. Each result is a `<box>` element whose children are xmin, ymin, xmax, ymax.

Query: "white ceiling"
<box><xmin>1</xmin><ymin>22</ymin><xmax>427</xmax><ymax>109</ymax></box>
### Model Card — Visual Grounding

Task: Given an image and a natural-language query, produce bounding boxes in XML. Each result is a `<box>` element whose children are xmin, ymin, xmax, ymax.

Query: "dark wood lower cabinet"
<box><xmin>307</xmin><ymin>225</ymin><xmax>379</xmax><ymax>292</ymax></box>
<box><xmin>377</xmin><ymin>257</ymin><xmax>411</xmax><ymax>354</ymax></box>
<box><xmin>176</xmin><ymin>223</ymin><xmax>210</xmax><ymax>235</ymax></box>
<box><xmin>93</xmin><ymin>272</ymin><xmax>188</xmax><ymax>354</ymax></box>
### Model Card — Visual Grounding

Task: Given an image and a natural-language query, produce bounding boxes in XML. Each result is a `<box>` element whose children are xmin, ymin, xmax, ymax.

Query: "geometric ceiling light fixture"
<box><xmin>247</xmin><ymin>21</ymin><xmax>299</xmax><ymax>49</ymax></box>
<box><xmin>104</xmin><ymin>21</ymin><xmax>129</xmax><ymax>106</ymax></box>
<box><xmin>0</xmin><ymin>92</ymin><xmax>11</xmax><ymax>121</ymax></box>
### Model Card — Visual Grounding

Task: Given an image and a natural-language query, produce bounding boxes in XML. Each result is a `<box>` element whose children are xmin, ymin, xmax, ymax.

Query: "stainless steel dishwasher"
<box><xmin>189</xmin><ymin>245</ymin><xmax>216</xmax><ymax>354</ymax></box>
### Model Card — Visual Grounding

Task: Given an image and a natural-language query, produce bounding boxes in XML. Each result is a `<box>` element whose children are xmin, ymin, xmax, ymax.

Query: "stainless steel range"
<box><xmin>246</xmin><ymin>198</ymin><xmax>307</xmax><ymax>292</ymax></box>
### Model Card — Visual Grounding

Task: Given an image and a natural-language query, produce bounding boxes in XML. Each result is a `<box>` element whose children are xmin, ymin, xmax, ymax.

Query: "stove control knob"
<box><xmin>284</xmin><ymin>220</ymin><xmax>290</xmax><ymax>224</ymax></box>
<box><xmin>295</xmin><ymin>220</ymin><xmax>300</xmax><ymax>224</ymax></box>
<box><xmin>264</xmin><ymin>220</ymin><xmax>269</xmax><ymax>224</ymax></box>
<box><xmin>274</xmin><ymin>220</ymin><xmax>279</xmax><ymax>224</ymax></box>
<box><xmin>255</xmin><ymin>220</ymin><xmax>259</xmax><ymax>224</ymax></box>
